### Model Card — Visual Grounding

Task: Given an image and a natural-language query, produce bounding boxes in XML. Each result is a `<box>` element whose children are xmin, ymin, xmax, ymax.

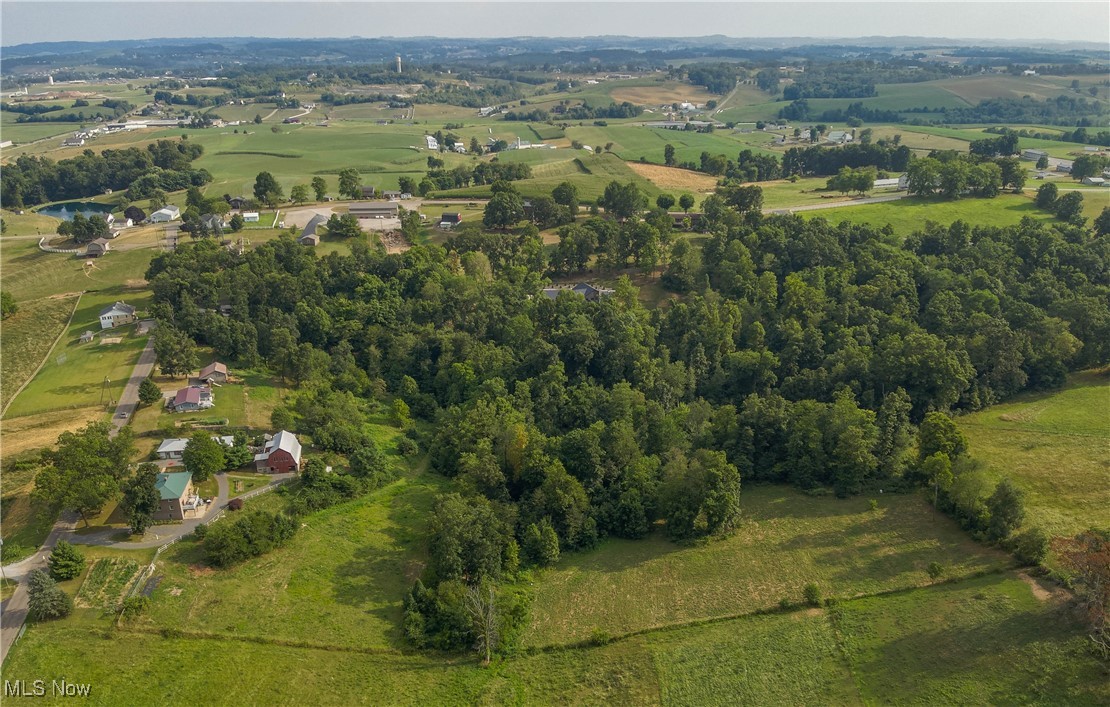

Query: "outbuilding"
<box><xmin>199</xmin><ymin>361</ymin><xmax>229</xmax><ymax>384</ymax></box>
<box><xmin>99</xmin><ymin>301</ymin><xmax>136</xmax><ymax>329</ymax></box>
<box><xmin>150</xmin><ymin>205</ymin><xmax>181</xmax><ymax>223</ymax></box>
<box><xmin>254</xmin><ymin>430</ymin><xmax>302</xmax><ymax>473</ymax></box>
<box><xmin>86</xmin><ymin>238</ymin><xmax>112</xmax><ymax>257</ymax></box>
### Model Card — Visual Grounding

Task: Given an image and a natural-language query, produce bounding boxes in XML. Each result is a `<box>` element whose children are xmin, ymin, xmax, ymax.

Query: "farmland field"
<box><xmin>958</xmin><ymin>370</ymin><xmax>1110</xmax><ymax>537</ymax></box>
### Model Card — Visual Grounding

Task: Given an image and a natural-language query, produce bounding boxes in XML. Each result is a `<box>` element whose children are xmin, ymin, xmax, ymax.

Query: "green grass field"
<box><xmin>525</xmin><ymin>485</ymin><xmax>1008</xmax><ymax>648</ymax></box>
<box><xmin>799</xmin><ymin>193</ymin><xmax>1063</xmax><ymax>237</ymax></box>
<box><xmin>4</xmin><ymin>290</ymin><xmax>150</xmax><ymax>418</ymax></box>
<box><xmin>1</xmin><ymin>295</ymin><xmax>78</xmax><ymax>412</ymax></box>
<box><xmin>958</xmin><ymin>370</ymin><xmax>1110</xmax><ymax>537</ymax></box>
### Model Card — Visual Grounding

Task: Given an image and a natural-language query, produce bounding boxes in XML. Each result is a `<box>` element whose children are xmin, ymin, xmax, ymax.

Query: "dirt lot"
<box><xmin>626</xmin><ymin>162</ymin><xmax>718</xmax><ymax>193</ymax></box>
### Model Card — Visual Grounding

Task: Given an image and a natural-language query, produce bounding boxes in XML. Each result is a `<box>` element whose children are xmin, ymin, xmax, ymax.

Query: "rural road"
<box><xmin>110</xmin><ymin>335</ymin><xmax>156</xmax><ymax>436</ymax></box>
<box><xmin>767</xmin><ymin>192</ymin><xmax>911</xmax><ymax>215</ymax></box>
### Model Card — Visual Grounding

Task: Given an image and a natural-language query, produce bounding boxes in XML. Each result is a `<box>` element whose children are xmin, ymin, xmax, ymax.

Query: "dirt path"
<box><xmin>1017</xmin><ymin>572</ymin><xmax>1070</xmax><ymax>603</ymax></box>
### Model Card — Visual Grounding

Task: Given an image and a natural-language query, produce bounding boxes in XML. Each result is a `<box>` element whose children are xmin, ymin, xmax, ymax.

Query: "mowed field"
<box><xmin>0</xmin><ymin>294</ymin><xmax>78</xmax><ymax>412</ymax></box>
<box><xmin>958</xmin><ymin>370</ymin><xmax>1110</xmax><ymax>538</ymax></box>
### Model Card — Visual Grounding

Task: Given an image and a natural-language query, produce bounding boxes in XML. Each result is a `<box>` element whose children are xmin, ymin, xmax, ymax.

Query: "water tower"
<box><xmin>396</xmin><ymin>56</ymin><xmax>402</xmax><ymax>73</ymax></box>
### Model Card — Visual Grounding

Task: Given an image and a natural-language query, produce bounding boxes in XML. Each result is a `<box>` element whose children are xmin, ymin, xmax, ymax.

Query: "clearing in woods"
<box><xmin>957</xmin><ymin>370</ymin><xmax>1110</xmax><ymax>537</ymax></box>
<box><xmin>625</xmin><ymin>162</ymin><xmax>719</xmax><ymax>193</ymax></box>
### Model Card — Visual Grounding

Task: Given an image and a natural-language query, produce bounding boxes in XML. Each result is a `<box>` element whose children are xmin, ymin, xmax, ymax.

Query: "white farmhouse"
<box><xmin>99</xmin><ymin>301</ymin><xmax>136</xmax><ymax>329</ymax></box>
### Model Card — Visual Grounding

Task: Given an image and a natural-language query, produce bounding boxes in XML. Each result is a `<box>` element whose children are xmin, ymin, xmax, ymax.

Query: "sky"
<box><xmin>2</xmin><ymin>1</ymin><xmax>1109</xmax><ymax>46</ymax></box>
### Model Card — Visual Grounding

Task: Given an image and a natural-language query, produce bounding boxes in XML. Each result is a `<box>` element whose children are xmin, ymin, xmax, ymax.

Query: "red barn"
<box><xmin>254</xmin><ymin>430</ymin><xmax>302</xmax><ymax>473</ymax></box>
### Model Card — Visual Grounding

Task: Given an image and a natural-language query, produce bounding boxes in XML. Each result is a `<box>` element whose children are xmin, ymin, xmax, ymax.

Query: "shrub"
<box><xmin>396</xmin><ymin>436</ymin><xmax>419</xmax><ymax>457</ymax></box>
<box><xmin>228</xmin><ymin>498</ymin><xmax>244</xmax><ymax>511</ymax></box>
<box><xmin>869</xmin><ymin>499</ymin><xmax>879</xmax><ymax>512</ymax></box>
<box><xmin>803</xmin><ymin>582</ymin><xmax>822</xmax><ymax>606</ymax></box>
<box><xmin>1013</xmin><ymin>526</ymin><xmax>1050</xmax><ymax>566</ymax></box>
<box><xmin>589</xmin><ymin>627</ymin><xmax>612</xmax><ymax>646</ymax></box>
<box><xmin>927</xmin><ymin>561</ymin><xmax>945</xmax><ymax>579</ymax></box>
<box><xmin>119</xmin><ymin>595</ymin><xmax>151</xmax><ymax>620</ymax></box>
<box><xmin>48</xmin><ymin>540</ymin><xmax>85</xmax><ymax>581</ymax></box>
<box><xmin>192</xmin><ymin>523</ymin><xmax>209</xmax><ymax>540</ymax></box>
<box><xmin>28</xmin><ymin>569</ymin><xmax>73</xmax><ymax>620</ymax></box>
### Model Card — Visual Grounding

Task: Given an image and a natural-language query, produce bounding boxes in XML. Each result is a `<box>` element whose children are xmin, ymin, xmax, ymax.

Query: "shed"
<box><xmin>86</xmin><ymin>238</ymin><xmax>111</xmax><ymax>257</ymax></box>
<box><xmin>199</xmin><ymin>361</ymin><xmax>229</xmax><ymax>383</ymax></box>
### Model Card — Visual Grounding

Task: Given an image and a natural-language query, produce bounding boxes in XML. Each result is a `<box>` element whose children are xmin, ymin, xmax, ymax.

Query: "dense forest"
<box><xmin>0</xmin><ymin>138</ymin><xmax>208</xmax><ymax>208</ymax></box>
<box><xmin>146</xmin><ymin>192</ymin><xmax>1108</xmax><ymax>633</ymax></box>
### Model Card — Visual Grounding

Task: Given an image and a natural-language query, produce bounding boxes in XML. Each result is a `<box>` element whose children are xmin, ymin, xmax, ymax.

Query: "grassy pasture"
<box><xmin>832</xmin><ymin>573</ymin><xmax>1109</xmax><ymax>705</ymax></box>
<box><xmin>957</xmin><ymin>370</ymin><xmax>1110</xmax><ymax>538</ymax></box>
<box><xmin>1</xmin><ymin>294</ymin><xmax>78</xmax><ymax>411</ymax></box>
<box><xmin>524</xmin><ymin>485</ymin><xmax>1009</xmax><ymax>648</ymax></box>
<box><xmin>4</xmin><ymin>290</ymin><xmax>150</xmax><ymax>418</ymax></box>
<box><xmin>799</xmin><ymin>193</ymin><xmax>1062</xmax><ymax>237</ymax></box>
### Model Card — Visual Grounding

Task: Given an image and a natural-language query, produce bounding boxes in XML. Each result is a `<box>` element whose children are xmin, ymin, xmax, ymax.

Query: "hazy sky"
<box><xmin>3</xmin><ymin>1</ymin><xmax>1109</xmax><ymax>46</ymax></box>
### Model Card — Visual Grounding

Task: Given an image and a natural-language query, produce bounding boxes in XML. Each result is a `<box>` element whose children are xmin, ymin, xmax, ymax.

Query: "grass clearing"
<box><xmin>832</xmin><ymin>572</ymin><xmax>1109</xmax><ymax>705</ymax></box>
<box><xmin>958</xmin><ymin>370</ymin><xmax>1110</xmax><ymax>537</ymax></box>
<box><xmin>524</xmin><ymin>485</ymin><xmax>1009</xmax><ymax>648</ymax></box>
<box><xmin>800</xmin><ymin>193</ymin><xmax>1059</xmax><ymax>237</ymax></box>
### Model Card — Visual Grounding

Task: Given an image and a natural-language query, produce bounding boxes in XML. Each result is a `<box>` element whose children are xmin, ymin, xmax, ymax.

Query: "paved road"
<box><xmin>0</xmin><ymin>514</ymin><xmax>76</xmax><ymax>665</ymax></box>
<box><xmin>766</xmin><ymin>192</ymin><xmax>911</xmax><ymax>215</ymax></box>
<box><xmin>110</xmin><ymin>336</ymin><xmax>155</xmax><ymax>436</ymax></box>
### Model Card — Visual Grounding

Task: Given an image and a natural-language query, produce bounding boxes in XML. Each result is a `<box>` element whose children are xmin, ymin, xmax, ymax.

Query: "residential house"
<box><xmin>349</xmin><ymin>202</ymin><xmax>399</xmax><ymax>219</ymax></box>
<box><xmin>61</xmin><ymin>137</ymin><xmax>85</xmax><ymax>147</ymax></box>
<box><xmin>425</xmin><ymin>135</ymin><xmax>439</xmax><ymax>150</ymax></box>
<box><xmin>86</xmin><ymin>238</ymin><xmax>111</xmax><ymax>257</ymax></box>
<box><xmin>168</xmin><ymin>386</ymin><xmax>213</xmax><ymax>413</ymax></box>
<box><xmin>381</xmin><ymin>190</ymin><xmax>402</xmax><ymax>200</ymax></box>
<box><xmin>668</xmin><ymin>212</ymin><xmax>704</xmax><ymax>229</ymax></box>
<box><xmin>200</xmin><ymin>213</ymin><xmax>226</xmax><ymax>231</ymax></box>
<box><xmin>99</xmin><ymin>301</ymin><xmax>136</xmax><ymax>329</ymax></box>
<box><xmin>254</xmin><ymin>430</ymin><xmax>302</xmax><ymax>473</ymax></box>
<box><xmin>150</xmin><ymin>205</ymin><xmax>181</xmax><ymax>223</ymax></box>
<box><xmin>153</xmin><ymin>472</ymin><xmax>197</xmax><ymax>521</ymax></box>
<box><xmin>199</xmin><ymin>361</ymin><xmax>229</xmax><ymax>384</ymax></box>
<box><xmin>156</xmin><ymin>435</ymin><xmax>234</xmax><ymax>461</ymax></box>
<box><xmin>825</xmin><ymin>130</ymin><xmax>852</xmax><ymax>144</ymax></box>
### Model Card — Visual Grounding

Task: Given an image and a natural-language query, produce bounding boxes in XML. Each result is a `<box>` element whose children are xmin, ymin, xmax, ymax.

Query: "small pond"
<box><xmin>36</xmin><ymin>202</ymin><xmax>115</xmax><ymax>220</ymax></box>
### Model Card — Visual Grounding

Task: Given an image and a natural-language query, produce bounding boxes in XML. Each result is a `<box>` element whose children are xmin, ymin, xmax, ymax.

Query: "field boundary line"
<box><xmin>1</xmin><ymin>291</ymin><xmax>82</xmax><ymax>419</ymax></box>
<box><xmin>957</xmin><ymin>421</ymin><xmax>1106</xmax><ymax>439</ymax></box>
<box><xmin>522</xmin><ymin>564</ymin><xmax>1016</xmax><ymax>655</ymax></box>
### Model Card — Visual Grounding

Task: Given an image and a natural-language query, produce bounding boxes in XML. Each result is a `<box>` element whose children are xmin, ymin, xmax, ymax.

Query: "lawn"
<box><xmin>4</xmin><ymin>290</ymin><xmax>150</xmax><ymax>418</ymax></box>
<box><xmin>0</xmin><ymin>294</ymin><xmax>78</xmax><ymax>412</ymax></box>
<box><xmin>227</xmin><ymin>473</ymin><xmax>270</xmax><ymax>498</ymax></box>
<box><xmin>524</xmin><ymin>485</ymin><xmax>1010</xmax><ymax>648</ymax></box>
<box><xmin>958</xmin><ymin>370</ymin><xmax>1110</xmax><ymax>538</ymax></box>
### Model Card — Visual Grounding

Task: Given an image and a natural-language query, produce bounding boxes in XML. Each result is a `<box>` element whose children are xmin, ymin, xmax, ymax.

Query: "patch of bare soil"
<box><xmin>626</xmin><ymin>162</ymin><xmax>718</xmax><ymax>193</ymax></box>
<box><xmin>1018</xmin><ymin>572</ymin><xmax>1069</xmax><ymax>603</ymax></box>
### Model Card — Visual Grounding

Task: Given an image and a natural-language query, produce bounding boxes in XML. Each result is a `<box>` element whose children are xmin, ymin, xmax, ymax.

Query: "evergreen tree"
<box><xmin>48</xmin><ymin>540</ymin><xmax>85</xmax><ymax>580</ymax></box>
<box><xmin>28</xmin><ymin>569</ymin><xmax>73</xmax><ymax>620</ymax></box>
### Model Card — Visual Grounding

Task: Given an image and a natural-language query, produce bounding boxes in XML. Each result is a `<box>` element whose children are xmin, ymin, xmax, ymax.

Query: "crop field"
<box><xmin>0</xmin><ymin>294</ymin><xmax>78</xmax><ymax>412</ymax></box>
<box><xmin>958</xmin><ymin>370</ymin><xmax>1110</xmax><ymax>538</ymax></box>
<box><xmin>3</xmin><ymin>290</ymin><xmax>150</xmax><ymax>418</ymax></box>
<box><xmin>605</xmin><ymin>79</ymin><xmax>720</xmax><ymax>107</ymax></box>
<box><xmin>75</xmin><ymin>558</ymin><xmax>142</xmax><ymax>610</ymax></box>
<box><xmin>524</xmin><ymin>485</ymin><xmax>1008</xmax><ymax>648</ymax></box>
<box><xmin>624</xmin><ymin>162</ymin><xmax>718</xmax><ymax>195</ymax></box>
<box><xmin>714</xmin><ymin>81</ymin><xmax>973</xmax><ymax>123</ymax></box>
<box><xmin>934</xmin><ymin>74</ymin><xmax>1107</xmax><ymax>104</ymax></box>
<box><xmin>565</xmin><ymin>124</ymin><xmax>777</xmax><ymax>165</ymax></box>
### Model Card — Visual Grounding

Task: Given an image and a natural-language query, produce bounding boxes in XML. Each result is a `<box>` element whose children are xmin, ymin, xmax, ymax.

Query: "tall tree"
<box><xmin>182</xmin><ymin>431</ymin><xmax>226</xmax><ymax>483</ymax></box>
<box><xmin>465</xmin><ymin>581</ymin><xmax>500</xmax><ymax>666</ymax></box>
<box><xmin>120</xmin><ymin>462</ymin><xmax>161</xmax><ymax>535</ymax></box>
<box><xmin>33</xmin><ymin>421</ymin><xmax>135</xmax><ymax>526</ymax></box>
<box><xmin>290</xmin><ymin>184</ymin><xmax>310</xmax><ymax>204</ymax></box>
<box><xmin>311</xmin><ymin>176</ymin><xmax>328</xmax><ymax>201</ymax></box>
<box><xmin>138</xmin><ymin>377</ymin><xmax>163</xmax><ymax>407</ymax></box>
<box><xmin>153</xmin><ymin>325</ymin><xmax>199</xmax><ymax>378</ymax></box>
<box><xmin>338</xmin><ymin>168</ymin><xmax>362</xmax><ymax>199</ymax></box>
<box><xmin>253</xmin><ymin>171</ymin><xmax>284</xmax><ymax>207</ymax></box>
